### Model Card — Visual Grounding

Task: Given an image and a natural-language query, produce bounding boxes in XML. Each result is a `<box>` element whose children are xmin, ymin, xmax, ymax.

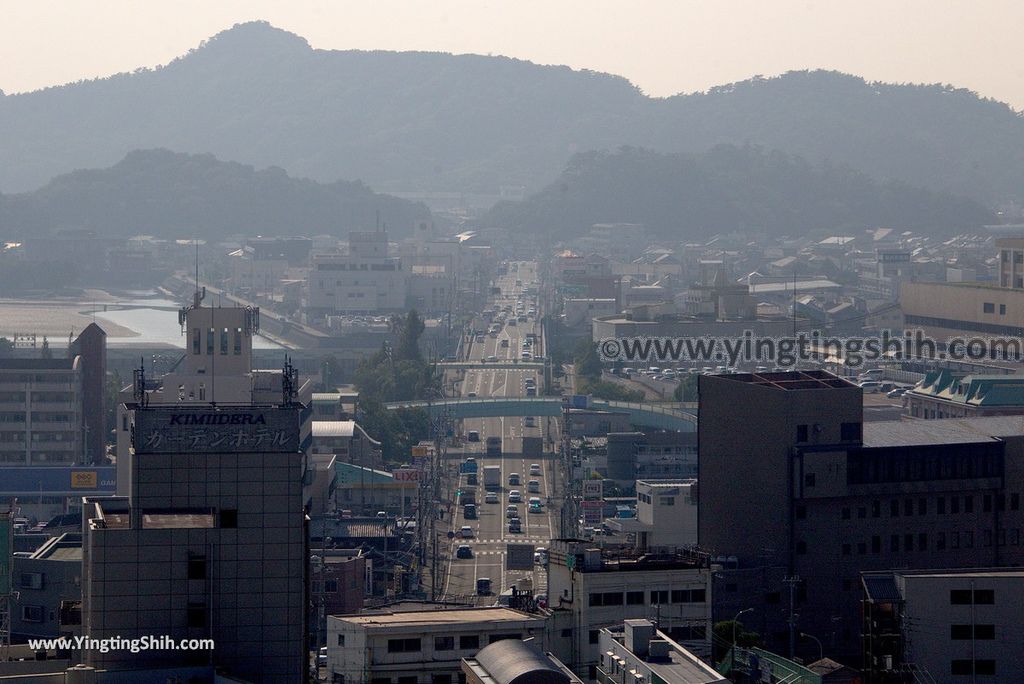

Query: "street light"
<box><xmin>732</xmin><ymin>608</ymin><xmax>754</xmax><ymax>670</ymax></box>
<box><xmin>800</xmin><ymin>632</ymin><xmax>824</xmax><ymax>662</ymax></box>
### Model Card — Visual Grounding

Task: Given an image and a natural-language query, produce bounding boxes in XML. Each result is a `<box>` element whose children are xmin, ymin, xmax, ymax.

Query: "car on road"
<box><xmin>524</xmin><ymin>416</ymin><xmax>535</xmax><ymax>427</ymax></box>
<box><xmin>476</xmin><ymin>577</ymin><xmax>492</xmax><ymax>595</ymax></box>
<box><xmin>525</xmin><ymin>386</ymin><xmax>537</xmax><ymax>396</ymax></box>
<box><xmin>528</xmin><ymin>502</ymin><xmax>543</xmax><ymax>514</ymax></box>
<box><xmin>887</xmin><ymin>387</ymin><xmax>908</xmax><ymax>398</ymax></box>
<box><xmin>508</xmin><ymin>490</ymin><xmax>522</xmax><ymax>503</ymax></box>
<box><xmin>529</xmin><ymin>463</ymin><xmax>542</xmax><ymax>476</ymax></box>
<box><xmin>318</xmin><ymin>647</ymin><xmax>327</xmax><ymax>667</ymax></box>
<box><xmin>467</xmin><ymin>391</ymin><xmax>477</xmax><ymax>398</ymax></box>
<box><xmin>521</xmin><ymin>351</ymin><xmax>532</xmax><ymax>359</ymax></box>
<box><xmin>527</xmin><ymin>479</ymin><xmax>540</xmax><ymax>493</ymax></box>
<box><xmin>506</xmin><ymin>505</ymin><xmax>519</xmax><ymax>518</ymax></box>
<box><xmin>501</xmin><ymin>339</ymin><xmax>509</xmax><ymax>347</ymax></box>
<box><xmin>485</xmin><ymin>492</ymin><xmax>499</xmax><ymax>504</ymax></box>
<box><xmin>456</xmin><ymin>545</ymin><xmax>473</xmax><ymax>559</ymax></box>
<box><xmin>464</xmin><ymin>503</ymin><xmax>477</xmax><ymax>519</ymax></box>
<box><xmin>485</xmin><ymin>355</ymin><xmax>498</xmax><ymax>362</ymax></box>
<box><xmin>508</xmin><ymin>473</ymin><xmax>521</xmax><ymax>486</ymax></box>
<box><xmin>459</xmin><ymin>525</ymin><xmax>474</xmax><ymax>538</ymax></box>
<box><xmin>467</xmin><ymin>430</ymin><xmax>480</xmax><ymax>442</ymax></box>
<box><xmin>508</xmin><ymin>519</ymin><xmax>522</xmax><ymax>533</ymax></box>
<box><xmin>467</xmin><ymin>472</ymin><xmax>478</xmax><ymax>486</ymax></box>
<box><xmin>859</xmin><ymin>381</ymin><xmax>884</xmax><ymax>393</ymax></box>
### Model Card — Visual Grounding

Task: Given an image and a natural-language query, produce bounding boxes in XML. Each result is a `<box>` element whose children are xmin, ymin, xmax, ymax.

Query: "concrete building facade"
<box><xmin>327</xmin><ymin>606</ymin><xmax>547</xmax><ymax>684</ymax></box>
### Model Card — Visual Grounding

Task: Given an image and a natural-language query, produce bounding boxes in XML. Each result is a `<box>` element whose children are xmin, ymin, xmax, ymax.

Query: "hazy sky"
<box><xmin>2</xmin><ymin>0</ymin><xmax>1023</xmax><ymax>110</ymax></box>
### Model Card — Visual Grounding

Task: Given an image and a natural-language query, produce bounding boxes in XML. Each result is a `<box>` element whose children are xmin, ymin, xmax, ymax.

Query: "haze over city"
<box><xmin>3</xmin><ymin>3</ymin><xmax>1024</xmax><ymax>683</ymax></box>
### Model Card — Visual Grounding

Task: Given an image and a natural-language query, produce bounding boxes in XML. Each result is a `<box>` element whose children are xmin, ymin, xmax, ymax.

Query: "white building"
<box><xmin>609</xmin><ymin>480</ymin><xmax>699</xmax><ymax>552</ymax></box>
<box><xmin>327</xmin><ymin>606</ymin><xmax>548</xmax><ymax>684</ymax></box>
<box><xmin>547</xmin><ymin>540</ymin><xmax>712</xmax><ymax>680</ymax></box>
<box><xmin>307</xmin><ymin>231</ymin><xmax>406</xmax><ymax>315</ymax></box>
<box><xmin>863</xmin><ymin>568</ymin><xmax>1024</xmax><ymax>682</ymax></box>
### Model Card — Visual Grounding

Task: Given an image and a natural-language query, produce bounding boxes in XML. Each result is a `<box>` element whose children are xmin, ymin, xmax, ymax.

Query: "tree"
<box><xmin>574</xmin><ymin>339</ymin><xmax>603</xmax><ymax>381</ymax></box>
<box><xmin>394</xmin><ymin>309</ymin><xmax>425</xmax><ymax>363</ymax></box>
<box><xmin>320</xmin><ymin>354</ymin><xmax>342</xmax><ymax>392</ymax></box>
<box><xmin>0</xmin><ymin>337</ymin><xmax>13</xmax><ymax>357</ymax></box>
<box><xmin>674</xmin><ymin>375</ymin><xmax>699</xmax><ymax>402</ymax></box>
<box><xmin>712</xmin><ymin>620</ymin><xmax>762</xmax><ymax>664</ymax></box>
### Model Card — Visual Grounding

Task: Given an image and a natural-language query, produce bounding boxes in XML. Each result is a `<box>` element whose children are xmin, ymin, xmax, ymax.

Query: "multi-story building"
<box><xmin>699</xmin><ymin>369</ymin><xmax>1024</xmax><ymax>664</ymax></box>
<box><xmin>307</xmin><ymin>231</ymin><xmax>406</xmax><ymax>316</ymax></box>
<box><xmin>0</xmin><ymin>324</ymin><xmax>107</xmax><ymax>519</ymax></box>
<box><xmin>547</xmin><ymin>540</ymin><xmax>712</xmax><ymax>680</ymax></box>
<box><xmin>862</xmin><ymin>568</ymin><xmax>1024</xmax><ymax>683</ymax></box>
<box><xmin>904</xmin><ymin>369</ymin><xmax>1024</xmax><ymax>418</ymax></box>
<box><xmin>631</xmin><ymin>479</ymin><xmax>698</xmax><ymax>551</ymax></box>
<box><xmin>11</xmin><ymin>533</ymin><xmax>82</xmax><ymax>642</ymax></box>
<box><xmin>605</xmin><ymin>432</ymin><xmax>698</xmax><ymax>485</ymax></box>
<box><xmin>81</xmin><ymin>402</ymin><xmax>309</xmax><ymax>682</ymax></box>
<box><xmin>597</xmin><ymin>620</ymin><xmax>726</xmax><ymax>684</ymax></box>
<box><xmin>327</xmin><ymin>606</ymin><xmax>548</xmax><ymax>684</ymax></box>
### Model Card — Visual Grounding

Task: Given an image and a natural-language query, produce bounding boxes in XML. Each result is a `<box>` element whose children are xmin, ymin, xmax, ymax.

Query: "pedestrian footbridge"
<box><xmin>384</xmin><ymin>397</ymin><xmax>695</xmax><ymax>431</ymax></box>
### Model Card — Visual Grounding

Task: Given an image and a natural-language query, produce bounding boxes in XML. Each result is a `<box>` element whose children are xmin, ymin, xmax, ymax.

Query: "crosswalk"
<box><xmin>470</xmin><ymin>538</ymin><xmax>550</xmax><ymax>545</ymax></box>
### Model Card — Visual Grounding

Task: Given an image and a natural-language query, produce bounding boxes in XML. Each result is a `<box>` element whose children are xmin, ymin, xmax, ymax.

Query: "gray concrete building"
<box><xmin>597</xmin><ymin>620</ymin><xmax>725</xmax><ymax>684</ymax></box>
<box><xmin>11</xmin><ymin>533</ymin><xmax>82</xmax><ymax>642</ymax></box>
<box><xmin>699</xmin><ymin>370</ymin><xmax>1024</xmax><ymax>664</ymax></box>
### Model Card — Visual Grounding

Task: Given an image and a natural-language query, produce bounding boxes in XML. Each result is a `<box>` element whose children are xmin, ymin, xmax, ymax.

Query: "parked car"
<box><xmin>887</xmin><ymin>387</ymin><xmax>908</xmax><ymax>398</ymax></box>
<box><xmin>859</xmin><ymin>381</ymin><xmax>884</xmax><ymax>393</ymax></box>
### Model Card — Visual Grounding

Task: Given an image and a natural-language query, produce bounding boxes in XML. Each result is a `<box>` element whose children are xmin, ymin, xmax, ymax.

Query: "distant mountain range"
<box><xmin>480</xmin><ymin>146</ymin><xmax>995</xmax><ymax>239</ymax></box>
<box><xmin>0</xmin><ymin>149</ymin><xmax>431</xmax><ymax>239</ymax></box>
<box><xmin>1</xmin><ymin>21</ymin><xmax>1023</xmax><ymax>208</ymax></box>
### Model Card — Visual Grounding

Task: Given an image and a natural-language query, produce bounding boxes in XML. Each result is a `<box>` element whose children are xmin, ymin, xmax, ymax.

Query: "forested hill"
<box><xmin>0</xmin><ymin>21</ymin><xmax>1022</xmax><ymax>206</ymax></box>
<box><xmin>479</xmin><ymin>146</ymin><xmax>995</xmax><ymax>239</ymax></box>
<box><xmin>0</xmin><ymin>149</ymin><xmax>431</xmax><ymax>239</ymax></box>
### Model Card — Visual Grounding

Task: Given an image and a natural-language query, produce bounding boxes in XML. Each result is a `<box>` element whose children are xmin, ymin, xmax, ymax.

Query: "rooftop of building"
<box><xmin>466</xmin><ymin>638</ymin><xmax>583</xmax><ymax>684</ymax></box>
<box><xmin>603</xmin><ymin>623</ymin><xmax>725</xmax><ymax>684</ymax></box>
<box><xmin>862</xmin><ymin>419</ymin><xmax>1000</xmax><ymax>448</ymax></box>
<box><xmin>332</xmin><ymin>606</ymin><xmax>542</xmax><ymax>629</ymax></box>
<box><xmin>312</xmin><ymin>420</ymin><xmax>356</xmax><ymax>437</ymax></box>
<box><xmin>708</xmin><ymin>369</ymin><xmax>854</xmax><ymax>391</ymax></box>
<box><xmin>637</xmin><ymin>479</ymin><xmax>697</xmax><ymax>488</ymax></box>
<box><xmin>29</xmin><ymin>533</ymin><xmax>82</xmax><ymax>562</ymax></box>
<box><xmin>0</xmin><ymin>358</ymin><xmax>79</xmax><ymax>370</ymax></box>
<box><xmin>908</xmin><ymin>369</ymin><xmax>1024</xmax><ymax>406</ymax></box>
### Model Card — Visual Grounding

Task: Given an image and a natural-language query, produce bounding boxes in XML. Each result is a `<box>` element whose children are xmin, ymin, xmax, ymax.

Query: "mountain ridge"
<box><xmin>1</xmin><ymin>21</ymin><xmax>1022</xmax><ymax>206</ymax></box>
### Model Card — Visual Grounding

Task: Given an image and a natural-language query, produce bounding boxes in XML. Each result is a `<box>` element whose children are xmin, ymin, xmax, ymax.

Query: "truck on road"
<box><xmin>486</xmin><ymin>436</ymin><xmax>502</xmax><ymax>456</ymax></box>
<box><xmin>483</xmin><ymin>465</ymin><xmax>501</xmax><ymax>491</ymax></box>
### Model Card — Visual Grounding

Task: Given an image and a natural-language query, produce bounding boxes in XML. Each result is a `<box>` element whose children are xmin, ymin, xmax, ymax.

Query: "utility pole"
<box><xmin>784</xmin><ymin>575</ymin><xmax>801</xmax><ymax>658</ymax></box>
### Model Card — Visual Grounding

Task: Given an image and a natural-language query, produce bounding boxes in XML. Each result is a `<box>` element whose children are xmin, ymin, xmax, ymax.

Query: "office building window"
<box><xmin>626</xmin><ymin>591</ymin><xmax>644</xmax><ymax>605</ymax></box>
<box><xmin>459</xmin><ymin>635</ymin><xmax>479</xmax><ymax>650</ymax></box>
<box><xmin>187</xmin><ymin>556</ymin><xmax>206</xmax><ymax>580</ymax></box>
<box><xmin>804</xmin><ymin>473</ymin><xmax>816</xmax><ymax>487</ymax></box>
<box><xmin>650</xmin><ymin>590</ymin><xmax>669</xmax><ymax>604</ymax></box>
<box><xmin>891</xmin><ymin>499</ymin><xmax>900</xmax><ymax>517</ymax></box>
<box><xmin>434</xmin><ymin>636</ymin><xmax>454</xmax><ymax>651</ymax></box>
<box><xmin>187</xmin><ymin>603</ymin><xmax>206</xmax><ymax>628</ymax></box>
<box><xmin>857</xmin><ymin>542</ymin><xmax>867</xmax><ymax>555</ymax></box>
<box><xmin>337</xmin><ymin>634</ymin><xmax>345</xmax><ymax>646</ymax></box>
<box><xmin>905</xmin><ymin>534</ymin><xmax>914</xmax><ymax>551</ymax></box>
<box><xmin>984</xmin><ymin>494</ymin><xmax>992</xmax><ymax>512</ymax></box>
<box><xmin>937</xmin><ymin>532</ymin><xmax>946</xmax><ymax>550</ymax></box>
<box><xmin>192</xmin><ymin>328</ymin><xmax>201</xmax><ymax>354</ymax></box>
<box><xmin>918</xmin><ymin>533</ymin><xmax>927</xmax><ymax>551</ymax></box>
<box><xmin>602</xmin><ymin>592</ymin><xmax>623</xmax><ymax>606</ymax></box>
<box><xmin>872</xmin><ymin>500</ymin><xmax>880</xmax><ymax>517</ymax></box>
<box><xmin>965</xmin><ymin>496</ymin><xmax>974</xmax><ymax>513</ymax></box>
<box><xmin>890</xmin><ymin>535</ymin><xmax>899</xmax><ymax>552</ymax></box>
<box><xmin>950</xmin><ymin>624</ymin><xmax>972</xmax><ymax>640</ymax></box>
<box><xmin>796</xmin><ymin>540</ymin><xmax>807</xmax><ymax>554</ymax></box>
<box><xmin>872</xmin><ymin>536</ymin><xmax>881</xmax><ymax>553</ymax></box>
<box><xmin>858</xmin><ymin>507</ymin><xmax>867</xmax><ymax>519</ymax></box>
<box><xmin>983</xmin><ymin>302</ymin><xmax>995</xmax><ymax>314</ymax></box>
<box><xmin>904</xmin><ymin>499</ymin><xmax>914</xmax><ymax>516</ymax></box>
<box><xmin>220</xmin><ymin>509</ymin><xmax>237</xmax><ymax>528</ymax></box>
<box><xmin>220</xmin><ymin>328</ymin><xmax>228</xmax><ymax>355</ymax></box>
<box><xmin>207</xmin><ymin>327</ymin><xmax>214</xmax><ymax>354</ymax></box>
<box><xmin>589</xmin><ymin>630</ymin><xmax>600</xmax><ymax>645</ymax></box>
<box><xmin>841</xmin><ymin>507</ymin><xmax>850</xmax><ymax>520</ymax></box>
<box><xmin>918</xmin><ymin>498</ymin><xmax>927</xmax><ymax>515</ymax></box>
<box><xmin>795</xmin><ymin>506</ymin><xmax>806</xmax><ymax>520</ymax></box>
<box><xmin>974</xmin><ymin>589</ymin><xmax>994</xmax><ymax>604</ymax></box>
<box><xmin>796</xmin><ymin>425</ymin><xmax>808</xmax><ymax>442</ymax></box>
<box><xmin>234</xmin><ymin>327</ymin><xmax>242</xmax><ymax>355</ymax></box>
<box><xmin>937</xmin><ymin>496</ymin><xmax>946</xmax><ymax>514</ymax></box>
<box><xmin>841</xmin><ymin>422</ymin><xmax>862</xmax><ymax>441</ymax></box>
<box><xmin>842</xmin><ymin>543</ymin><xmax>851</xmax><ymax>556</ymax></box>
<box><xmin>1012</xmin><ymin>493</ymin><xmax>1020</xmax><ymax>511</ymax></box>
<box><xmin>952</xmin><ymin>496</ymin><xmax>960</xmax><ymax>514</ymax></box>
<box><xmin>387</xmin><ymin>638</ymin><xmax>421</xmax><ymax>653</ymax></box>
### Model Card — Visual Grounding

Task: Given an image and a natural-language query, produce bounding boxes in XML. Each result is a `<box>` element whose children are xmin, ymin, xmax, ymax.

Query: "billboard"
<box><xmin>506</xmin><ymin>543</ymin><xmax>535</xmax><ymax>571</ymax></box>
<box><xmin>582</xmin><ymin>480</ymin><xmax>603</xmax><ymax>500</ymax></box>
<box><xmin>71</xmin><ymin>471</ymin><xmax>98</xmax><ymax>489</ymax></box>
<box><xmin>132</xmin><ymin>406</ymin><xmax>300</xmax><ymax>454</ymax></box>
<box><xmin>581</xmin><ymin>500</ymin><xmax>603</xmax><ymax>524</ymax></box>
<box><xmin>0</xmin><ymin>513</ymin><xmax>10</xmax><ymax>595</ymax></box>
<box><xmin>392</xmin><ymin>469</ymin><xmax>422</xmax><ymax>483</ymax></box>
